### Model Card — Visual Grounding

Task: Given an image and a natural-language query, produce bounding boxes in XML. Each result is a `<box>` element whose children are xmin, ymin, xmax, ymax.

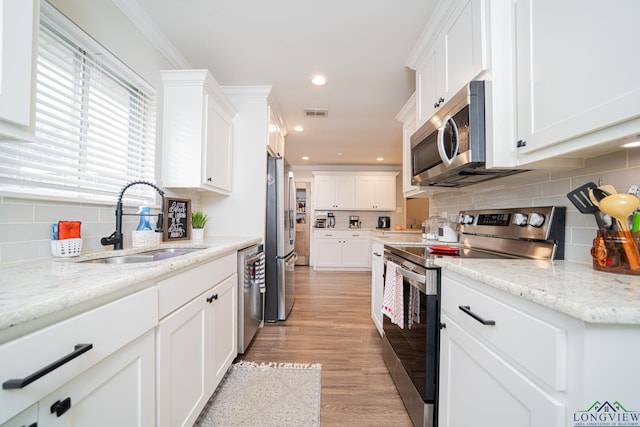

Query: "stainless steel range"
<box><xmin>381</xmin><ymin>206</ymin><xmax>565</xmax><ymax>427</ymax></box>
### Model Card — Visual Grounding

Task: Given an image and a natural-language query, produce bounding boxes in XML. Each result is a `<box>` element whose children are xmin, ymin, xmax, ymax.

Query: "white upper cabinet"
<box><xmin>161</xmin><ymin>70</ymin><xmax>237</xmax><ymax>195</ymax></box>
<box><xmin>267</xmin><ymin>106</ymin><xmax>286</xmax><ymax>157</ymax></box>
<box><xmin>314</xmin><ymin>174</ymin><xmax>356</xmax><ymax>210</ymax></box>
<box><xmin>354</xmin><ymin>174</ymin><xmax>397</xmax><ymax>211</ymax></box>
<box><xmin>313</xmin><ymin>172</ymin><xmax>397</xmax><ymax>211</ymax></box>
<box><xmin>0</xmin><ymin>0</ymin><xmax>38</xmax><ymax>141</ymax></box>
<box><xmin>510</xmin><ymin>0</ymin><xmax>640</xmax><ymax>162</ymax></box>
<box><xmin>413</xmin><ymin>0</ymin><xmax>488</xmax><ymax>128</ymax></box>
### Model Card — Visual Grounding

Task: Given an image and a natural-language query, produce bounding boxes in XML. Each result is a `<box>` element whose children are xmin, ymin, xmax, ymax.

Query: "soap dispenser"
<box><xmin>136</xmin><ymin>206</ymin><xmax>153</xmax><ymax>231</ymax></box>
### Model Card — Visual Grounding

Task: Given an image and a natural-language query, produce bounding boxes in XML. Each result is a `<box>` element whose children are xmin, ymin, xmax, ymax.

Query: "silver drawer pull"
<box><xmin>459</xmin><ymin>305</ymin><xmax>496</xmax><ymax>326</ymax></box>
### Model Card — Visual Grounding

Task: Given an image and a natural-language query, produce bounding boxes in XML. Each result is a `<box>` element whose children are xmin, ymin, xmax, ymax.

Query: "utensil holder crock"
<box><xmin>590</xmin><ymin>230</ymin><xmax>640</xmax><ymax>275</ymax></box>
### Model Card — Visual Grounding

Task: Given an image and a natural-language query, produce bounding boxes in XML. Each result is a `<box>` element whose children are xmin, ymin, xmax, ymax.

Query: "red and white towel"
<box><xmin>382</xmin><ymin>261</ymin><xmax>405</xmax><ymax>328</ymax></box>
<box><xmin>382</xmin><ymin>261</ymin><xmax>420</xmax><ymax>329</ymax></box>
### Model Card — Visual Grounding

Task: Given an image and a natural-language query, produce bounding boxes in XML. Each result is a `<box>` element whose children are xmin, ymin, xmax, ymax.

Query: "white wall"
<box><xmin>201</xmin><ymin>87</ymin><xmax>271</xmax><ymax>240</ymax></box>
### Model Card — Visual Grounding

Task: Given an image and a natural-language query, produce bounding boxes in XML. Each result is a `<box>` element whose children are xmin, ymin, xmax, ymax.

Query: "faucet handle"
<box><xmin>156</xmin><ymin>213</ymin><xmax>164</xmax><ymax>233</ymax></box>
<box><xmin>100</xmin><ymin>231</ymin><xmax>121</xmax><ymax>246</ymax></box>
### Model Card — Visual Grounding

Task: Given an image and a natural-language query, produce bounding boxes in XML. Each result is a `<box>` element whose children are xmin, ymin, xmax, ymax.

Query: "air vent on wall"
<box><xmin>303</xmin><ymin>108</ymin><xmax>329</xmax><ymax>118</ymax></box>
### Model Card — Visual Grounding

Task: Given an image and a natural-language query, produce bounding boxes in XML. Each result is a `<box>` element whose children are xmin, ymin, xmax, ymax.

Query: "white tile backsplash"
<box><xmin>2</xmin><ymin>149</ymin><xmax>638</xmax><ymax>264</ymax></box>
<box><xmin>428</xmin><ymin>149</ymin><xmax>640</xmax><ymax>264</ymax></box>
<box><xmin>0</xmin><ymin>189</ymin><xmax>199</xmax><ymax>263</ymax></box>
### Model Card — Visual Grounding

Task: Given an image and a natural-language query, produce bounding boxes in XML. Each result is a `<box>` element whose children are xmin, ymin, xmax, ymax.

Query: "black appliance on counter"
<box><xmin>382</xmin><ymin>206</ymin><xmax>565</xmax><ymax>427</ymax></box>
<box><xmin>377</xmin><ymin>216</ymin><xmax>390</xmax><ymax>229</ymax></box>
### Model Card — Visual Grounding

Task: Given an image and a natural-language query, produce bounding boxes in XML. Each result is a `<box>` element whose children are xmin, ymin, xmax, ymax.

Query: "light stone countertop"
<box><xmin>0</xmin><ymin>236</ymin><xmax>260</xmax><ymax>342</ymax></box>
<box><xmin>374</xmin><ymin>234</ymin><xmax>640</xmax><ymax>325</ymax></box>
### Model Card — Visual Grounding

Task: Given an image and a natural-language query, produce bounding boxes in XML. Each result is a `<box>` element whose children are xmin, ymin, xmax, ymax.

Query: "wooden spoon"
<box><xmin>599</xmin><ymin>194</ymin><xmax>640</xmax><ymax>270</ymax></box>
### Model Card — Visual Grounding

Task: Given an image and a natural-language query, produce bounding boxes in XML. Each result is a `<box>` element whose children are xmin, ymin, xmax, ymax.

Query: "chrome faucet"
<box><xmin>101</xmin><ymin>181</ymin><xmax>165</xmax><ymax>250</ymax></box>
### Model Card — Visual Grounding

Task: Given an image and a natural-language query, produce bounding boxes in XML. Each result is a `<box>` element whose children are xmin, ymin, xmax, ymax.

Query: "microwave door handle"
<box><xmin>437</xmin><ymin>115</ymin><xmax>459</xmax><ymax>166</ymax></box>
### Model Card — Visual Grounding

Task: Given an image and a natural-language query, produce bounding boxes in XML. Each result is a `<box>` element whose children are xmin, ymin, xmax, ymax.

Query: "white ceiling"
<box><xmin>127</xmin><ymin>0</ymin><xmax>438</xmax><ymax>167</ymax></box>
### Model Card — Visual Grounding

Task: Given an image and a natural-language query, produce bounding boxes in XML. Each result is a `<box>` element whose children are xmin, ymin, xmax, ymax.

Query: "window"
<box><xmin>0</xmin><ymin>3</ymin><xmax>157</xmax><ymax>205</ymax></box>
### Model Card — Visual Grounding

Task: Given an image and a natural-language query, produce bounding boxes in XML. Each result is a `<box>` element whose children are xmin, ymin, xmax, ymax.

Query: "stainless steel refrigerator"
<box><xmin>265</xmin><ymin>156</ymin><xmax>297</xmax><ymax>321</ymax></box>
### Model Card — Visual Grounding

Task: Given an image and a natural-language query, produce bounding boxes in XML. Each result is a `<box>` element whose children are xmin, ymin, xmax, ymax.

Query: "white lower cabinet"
<box><xmin>439</xmin><ymin>314</ymin><xmax>564</xmax><ymax>427</ymax></box>
<box><xmin>157</xmin><ymin>266</ymin><xmax>237</xmax><ymax>427</ymax></box>
<box><xmin>314</xmin><ymin>230</ymin><xmax>371</xmax><ymax>270</ymax></box>
<box><xmin>438</xmin><ymin>269</ymin><xmax>640</xmax><ymax>427</ymax></box>
<box><xmin>0</xmin><ymin>287</ymin><xmax>158</xmax><ymax>426</ymax></box>
<box><xmin>370</xmin><ymin>242</ymin><xmax>384</xmax><ymax>335</ymax></box>
<box><xmin>37</xmin><ymin>330</ymin><xmax>156</xmax><ymax>427</ymax></box>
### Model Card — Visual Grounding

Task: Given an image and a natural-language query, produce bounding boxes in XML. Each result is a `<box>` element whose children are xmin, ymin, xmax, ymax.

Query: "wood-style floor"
<box><xmin>236</xmin><ymin>266</ymin><xmax>413</xmax><ymax>426</ymax></box>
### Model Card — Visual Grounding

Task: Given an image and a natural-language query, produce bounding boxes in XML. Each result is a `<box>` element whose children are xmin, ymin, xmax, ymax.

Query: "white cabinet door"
<box><xmin>161</xmin><ymin>70</ymin><xmax>236</xmax><ymax>194</ymax></box>
<box><xmin>438</xmin><ymin>314</ymin><xmax>565</xmax><ymax>427</ymax></box>
<box><xmin>209</xmin><ymin>274</ymin><xmax>238</xmax><ymax>390</ymax></box>
<box><xmin>314</xmin><ymin>237</ymin><xmax>342</xmax><ymax>268</ymax></box>
<box><xmin>314</xmin><ymin>175</ymin><xmax>356</xmax><ymax>210</ymax></box>
<box><xmin>414</xmin><ymin>0</ymin><xmax>487</xmax><ymax>128</ymax></box>
<box><xmin>38</xmin><ymin>331</ymin><xmax>156</xmax><ymax>427</ymax></box>
<box><xmin>0</xmin><ymin>0</ymin><xmax>38</xmax><ymax>141</ymax></box>
<box><xmin>333</xmin><ymin>176</ymin><xmax>356</xmax><ymax>209</ymax></box>
<box><xmin>372</xmin><ymin>176</ymin><xmax>396</xmax><ymax>211</ymax></box>
<box><xmin>442</xmin><ymin>0</ymin><xmax>487</xmax><ymax>98</ymax></box>
<box><xmin>204</xmin><ymin>94</ymin><xmax>234</xmax><ymax>193</ymax></box>
<box><xmin>514</xmin><ymin>0</ymin><xmax>640</xmax><ymax>157</ymax></box>
<box><xmin>157</xmin><ymin>271</ymin><xmax>238</xmax><ymax>427</ymax></box>
<box><xmin>415</xmin><ymin>46</ymin><xmax>440</xmax><ymax>128</ymax></box>
<box><xmin>1</xmin><ymin>404</ymin><xmax>37</xmax><ymax>427</ymax></box>
<box><xmin>157</xmin><ymin>290</ymin><xmax>208</xmax><ymax>427</ymax></box>
<box><xmin>342</xmin><ymin>238</ymin><xmax>371</xmax><ymax>268</ymax></box>
<box><xmin>370</xmin><ymin>242</ymin><xmax>384</xmax><ymax>336</ymax></box>
<box><xmin>354</xmin><ymin>175</ymin><xmax>396</xmax><ymax>210</ymax></box>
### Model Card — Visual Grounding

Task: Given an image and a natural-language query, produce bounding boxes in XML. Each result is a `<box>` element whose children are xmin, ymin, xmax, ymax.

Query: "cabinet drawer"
<box><xmin>441</xmin><ymin>274</ymin><xmax>566</xmax><ymax>391</ymax></box>
<box><xmin>157</xmin><ymin>253</ymin><xmax>236</xmax><ymax>318</ymax></box>
<box><xmin>314</xmin><ymin>231</ymin><xmax>340</xmax><ymax>239</ymax></box>
<box><xmin>0</xmin><ymin>287</ymin><xmax>158</xmax><ymax>424</ymax></box>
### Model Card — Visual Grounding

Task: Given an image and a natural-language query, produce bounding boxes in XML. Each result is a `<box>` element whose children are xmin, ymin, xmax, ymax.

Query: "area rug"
<box><xmin>194</xmin><ymin>361</ymin><xmax>322</xmax><ymax>426</ymax></box>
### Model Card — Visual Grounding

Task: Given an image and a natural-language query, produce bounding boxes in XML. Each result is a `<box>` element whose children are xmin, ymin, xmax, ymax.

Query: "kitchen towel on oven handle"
<box><xmin>382</xmin><ymin>260</ymin><xmax>405</xmax><ymax>329</ymax></box>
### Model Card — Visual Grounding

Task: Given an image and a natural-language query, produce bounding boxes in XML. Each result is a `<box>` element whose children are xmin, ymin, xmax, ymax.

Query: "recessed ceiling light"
<box><xmin>294</xmin><ymin>126</ymin><xmax>304</xmax><ymax>132</ymax></box>
<box><xmin>621</xmin><ymin>135</ymin><xmax>640</xmax><ymax>148</ymax></box>
<box><xmin>311</xmin><ymin>74</ymin><xmax>327</xmax><ymax>86</ymax></box>
<box><xmin>376</xmin><ymin>157</ymin><xmax>384</xmax><ymax>161</ymax></box>
<box><xmin>337</xmin><ymin>152</ymin><xmax>343</xmax><ymax>156</ymax></box>
<box><xmin>302</xmin><ymin>156</ymin><xmax>310</xmax><ymax>160</ymax></box>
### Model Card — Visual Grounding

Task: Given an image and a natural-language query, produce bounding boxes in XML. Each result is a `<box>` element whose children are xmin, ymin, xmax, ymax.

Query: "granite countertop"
<box><xmin>375</xmin><ymin>234</ymin><xmax>640</xmax><ymax>325</ymax></box>
<box><xmin>0</xmin><ymin>236</ymin><xmax>260</xmax><ymax>341</ymax></box>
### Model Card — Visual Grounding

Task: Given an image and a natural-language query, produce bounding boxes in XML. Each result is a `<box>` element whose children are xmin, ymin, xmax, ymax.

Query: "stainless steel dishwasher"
<box><xmin>237</xmin><ymin>244</ymin><xmax>265</xmax><ymax>354</ymax></box>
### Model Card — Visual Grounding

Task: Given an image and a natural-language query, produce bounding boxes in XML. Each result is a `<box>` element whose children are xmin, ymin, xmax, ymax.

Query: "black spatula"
<box><xmin>566</xmin><ymin>181</ymin><xmax>607</xmax><ymax>230</ymax></box>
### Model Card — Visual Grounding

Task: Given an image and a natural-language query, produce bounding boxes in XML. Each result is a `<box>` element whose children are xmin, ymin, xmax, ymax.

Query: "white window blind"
<box><xmin>0</xmin><ymin>4</ymin><xmax>157</xmax><ymax>205</ymax></box>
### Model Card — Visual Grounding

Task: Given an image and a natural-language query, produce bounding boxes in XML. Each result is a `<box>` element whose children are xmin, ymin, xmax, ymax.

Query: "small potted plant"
<box><xmin>191</xmin><ymin>211</ymin><xmax>209</xmax><ymax>241</ymax></box>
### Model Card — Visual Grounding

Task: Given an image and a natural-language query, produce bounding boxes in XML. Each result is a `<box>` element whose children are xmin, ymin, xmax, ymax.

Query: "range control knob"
<box><xmin>528</xmin><ymin>213</ymin><xmax>545</xmax><ymax>227</ymax></box>
<box><xmin>513</xmin><ymin>213</ymin><xmax>528</xmax><ymax>226</ymax></box>
<box><xmin>462</xmin><ymin>214</ymin><xmax>475</xmax><ymax>225</ymax></box>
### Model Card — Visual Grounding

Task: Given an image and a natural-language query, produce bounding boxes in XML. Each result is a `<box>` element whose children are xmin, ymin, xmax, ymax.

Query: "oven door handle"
<box><xmin>395</xmin><ymin>265</ymin><xmax>426</xmax><ymax>284</ymax></box>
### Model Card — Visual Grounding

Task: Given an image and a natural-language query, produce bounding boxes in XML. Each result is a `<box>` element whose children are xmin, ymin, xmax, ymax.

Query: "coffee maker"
<box><xmin>327</xmin><ymin>212</ymin><xmax>335</xmax><ymax>228</ymax></box>
<box><xmin>349</xmin><ymin>216</ymin><xmax>360</xmax><ymax>229</ymax></box>
<box><xmin>377</xmin><ymin>216</ymin><xmax>390</xmax><ymax>229</ymax></box>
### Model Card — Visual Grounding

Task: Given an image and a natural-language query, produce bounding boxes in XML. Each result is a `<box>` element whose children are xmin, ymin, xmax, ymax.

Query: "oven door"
<box><xmin>382</xmin><ymin>251</ymin><xmax>441</xmax><ymax>404</ymax></box>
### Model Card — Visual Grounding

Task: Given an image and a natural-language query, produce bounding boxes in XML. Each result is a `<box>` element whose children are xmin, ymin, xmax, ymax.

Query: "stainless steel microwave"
<box><xmin>410</xmin><ymin>81</ymin><xmax>523</xmax><ymax>187</ymax></box>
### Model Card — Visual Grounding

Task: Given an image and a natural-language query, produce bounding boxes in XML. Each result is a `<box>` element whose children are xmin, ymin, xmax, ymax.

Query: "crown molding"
<box><xmin>112</xmin><ymin>0</ymin><xmax>191</xmax><ymax>69</ymax></box>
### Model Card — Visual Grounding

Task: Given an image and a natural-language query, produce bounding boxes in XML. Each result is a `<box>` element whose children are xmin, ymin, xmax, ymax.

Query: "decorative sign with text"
<box><xmin>163</xmin><ymin>198</ymin><xmax>191</xmax><ymax>241</ymax></box>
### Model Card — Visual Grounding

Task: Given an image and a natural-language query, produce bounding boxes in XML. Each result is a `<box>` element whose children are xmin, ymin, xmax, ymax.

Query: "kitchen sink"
<box><xmin>81</xmin><ymin>247</ymin><xmax>205</xmax><ymax>264</ymax></box>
